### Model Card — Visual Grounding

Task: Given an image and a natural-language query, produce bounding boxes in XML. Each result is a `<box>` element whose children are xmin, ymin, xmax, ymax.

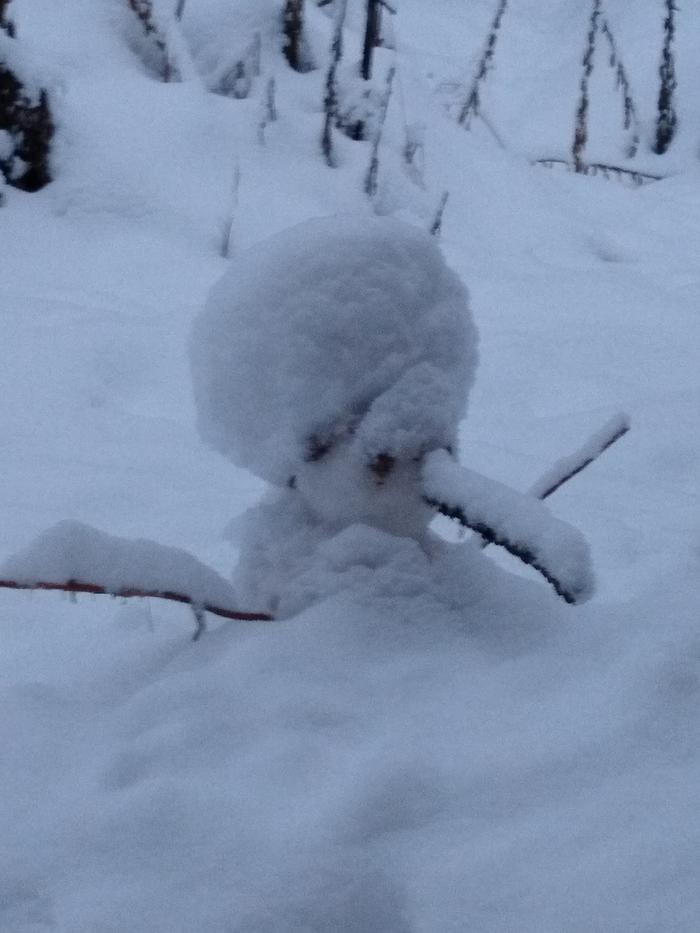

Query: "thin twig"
<box><xmin>0</xmin><ymin>578</ymin><xmax>273</xmax><ymax>623</ymax></box>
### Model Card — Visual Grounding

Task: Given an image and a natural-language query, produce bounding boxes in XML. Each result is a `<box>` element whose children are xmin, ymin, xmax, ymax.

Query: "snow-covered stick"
<box><xmin>0</xmin><ymin>578</ymin><xmax>273</xmax><ymax>626</ymax></box>
<box><xmin>321</xmin><ymin>0</ymin><xmax>348</xmax><ymax>166</ymax></box>
<box><xmin>422</xmin><ymin>450</ymin><xmax>595</xmax><ymax>604</ymax></box>
<box><xmin>364</xmin><ymin>65</ymin><xmax>395</xmax><ymax>198</ymax></box>
<box><xmin>0</xmin><ymin>521</ymin><xmax>273</xmax><ymax>640</ymax></box>
<box><xmin>529</xmin><ymin>412</ymin><xmax>630</xmax><ymax>501</ymax></box>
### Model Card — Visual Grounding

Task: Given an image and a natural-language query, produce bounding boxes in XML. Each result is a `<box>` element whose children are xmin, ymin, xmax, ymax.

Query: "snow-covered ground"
<box><xmin>1</xmin><ymin>1</ymin><xmax>699</xmax><ymax>930</ymax></box>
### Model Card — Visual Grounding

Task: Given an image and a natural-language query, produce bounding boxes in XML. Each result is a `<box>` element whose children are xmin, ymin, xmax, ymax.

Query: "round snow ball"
<box><xmin>190</xmin><ymin>215</ymin><xmax>478</xmax><ymax>486</ymax></box>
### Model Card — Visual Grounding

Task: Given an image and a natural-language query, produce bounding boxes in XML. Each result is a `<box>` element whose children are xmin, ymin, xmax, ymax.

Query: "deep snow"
<box><xmin>1</xmin><ymin>1</ymin><xmax>699</xmax><ymax>931</ymax></box>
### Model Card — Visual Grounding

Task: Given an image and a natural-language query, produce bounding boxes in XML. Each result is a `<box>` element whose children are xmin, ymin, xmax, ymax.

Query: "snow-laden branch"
<box><xmin>422</xmin><ymin>450</ymin><xmax>595</xmax><ymax>604</ymax></box>
<box><xmin>0</xmin><ymin>521</ymin><xmax>273</xmax><ymax>635</ymax></box>
<box><xmin>529</xmin><ymin>413</ymin><xmax>630</xmax><ymax>501</ymax></box>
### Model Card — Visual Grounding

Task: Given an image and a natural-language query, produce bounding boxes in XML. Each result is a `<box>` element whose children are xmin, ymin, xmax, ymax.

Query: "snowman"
<box><xmin>190</xmin><ymin>215</ymin><xmax>593</xmax><ymax>614</ymax></box>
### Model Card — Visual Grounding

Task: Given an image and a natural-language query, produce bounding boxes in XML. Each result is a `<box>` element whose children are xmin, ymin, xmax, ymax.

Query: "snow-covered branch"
<box><xmin>422</xmin><ymin>450</ymin><xmax>595</xmax><ymax>604</ymax></box>
<box><xmin>0</xmin><ymin>522</ymin><xmax>273</xmax><ymax>636</ymax></box>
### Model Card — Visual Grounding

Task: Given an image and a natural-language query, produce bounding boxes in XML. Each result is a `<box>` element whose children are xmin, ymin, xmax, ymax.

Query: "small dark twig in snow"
<box><xmin>529</xmin><ymin>412</ymin><xmax>630</xmax><ymax>502</ymax></box>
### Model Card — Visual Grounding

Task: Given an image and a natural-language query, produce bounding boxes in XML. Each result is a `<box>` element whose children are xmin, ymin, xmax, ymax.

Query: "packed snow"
<box><xmin>1</xmin><ymin>0</ymin><xmax>700</xmax><ymax>931</ymax></box>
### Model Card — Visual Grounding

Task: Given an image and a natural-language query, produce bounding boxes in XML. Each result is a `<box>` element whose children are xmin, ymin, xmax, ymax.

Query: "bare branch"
<box><xmin>0</xmin><ymin>577</ymin><xmax>273</xmax><ymax>624</ymax></box>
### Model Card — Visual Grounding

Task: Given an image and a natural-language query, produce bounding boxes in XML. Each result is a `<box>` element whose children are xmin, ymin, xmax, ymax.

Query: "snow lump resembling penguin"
<box><xmin>190</xmin><ymin>215</ymin><xmax>593</xmax><ymax>615</ymax></box>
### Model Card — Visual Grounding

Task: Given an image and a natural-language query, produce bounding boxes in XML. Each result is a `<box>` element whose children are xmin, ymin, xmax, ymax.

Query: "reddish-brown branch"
<box><xmin>0</xmin><ymin>578</ymin><xmax>273</xmax><ymax>623</ymax></box>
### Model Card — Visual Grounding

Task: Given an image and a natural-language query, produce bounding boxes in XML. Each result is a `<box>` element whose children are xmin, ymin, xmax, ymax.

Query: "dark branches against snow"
<box><xmin>127</xmin><ymin>0</ymin><xmax>178</xmax><ymax>82</ymax></box>
<box><xmin>0</xmin><ymin>578</ymin><xmax>273</xmax><ymax>637</ymax></box>
<box><xmin>572</xmin><ymin>0</ymin><xmax>601</xmax><ymax>173</ymax></box>
<box><xmin>360</xmin><ymin>0</ymin><xmax>395</xmax><ymax>82</ymax></box>
<box><xmin>600</xmin><ymin>16</ymin><xmax>640</xmax><ymax>158</ymax></box>
<box><xmin>655</xmin><ymin>0</ymin><xmax>678</xmax><ymax>155</ymax></box>
<box><xmin>282</xmin><ymin>0</ymin><xmax>314</xmax><ymax>73</ymax></box>
<box><xmin>321</xmin><ymin>0</ymin><xmax>347</xmax><ymax>166</ymax></box>
<box><xmin>458</xmin><ymin>0</ymin><xmax>508</xmax><ymax>129</ymax></box>
<box><xmin>529</xmin><ymin>413</ymin><xmax>630</xmax><ymax>502</ymax></box>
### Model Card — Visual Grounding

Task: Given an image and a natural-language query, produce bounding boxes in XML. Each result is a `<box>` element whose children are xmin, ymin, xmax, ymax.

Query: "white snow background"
<box><xmin>1</xmin><ymin>0</ymin><xmax>699</xmax><ymax>930</ymax></box>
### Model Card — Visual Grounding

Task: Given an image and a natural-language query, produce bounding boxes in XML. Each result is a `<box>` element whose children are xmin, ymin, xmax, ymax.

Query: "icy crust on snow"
<box><xmin>0</xmin><ymin>521</ymin><xmax>239</xmax><ymax>610</ymax></box>
<box><xmin>422</xmin><ymin>450</ymin><xmax>595</xmax><ymax>604</ymax></box>
<box><xmin>190</xmin><ymin>215</ymin><xmax>478</xmax><ymax>486</ymax></box>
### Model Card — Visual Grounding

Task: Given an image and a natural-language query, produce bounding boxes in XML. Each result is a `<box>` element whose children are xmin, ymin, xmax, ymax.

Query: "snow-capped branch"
<box><xmin>422</xmin><ymin>450</ymin><xmax>595</xmax><ymax>604</ymax></box>
<box><xmin>0</xmin><ymin>521</ymin><xmax>273</xmax><ymax>637</ymax></box>
<box><xmin>529</xmin><ymin>412</ymin><xmax>630</xmax><ymax>501</ymax></box>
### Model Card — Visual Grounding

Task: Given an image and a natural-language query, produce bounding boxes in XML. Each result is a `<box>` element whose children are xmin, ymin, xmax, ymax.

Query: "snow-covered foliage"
<box><xmin>191</xmin><ymin>215</ymin><xmax>477</xmax><ymax>490</ymax></box>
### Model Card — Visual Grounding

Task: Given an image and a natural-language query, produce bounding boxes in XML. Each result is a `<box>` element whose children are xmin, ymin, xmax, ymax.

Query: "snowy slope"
<box><xmin>1</xmin><ymin>1</ymin><xmax>699</xmax><ymax>930</ymax></box>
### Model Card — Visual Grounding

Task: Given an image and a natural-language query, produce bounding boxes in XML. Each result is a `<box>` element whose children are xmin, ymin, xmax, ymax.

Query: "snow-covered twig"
<box><xmin>422</xmin><ymin>450</ymin><xmax>595</xmax><ymax>604</ymax></box>
<box><xmin>533</xmin><ymin>159</ymin><xmax>662</xmax><ymax>187</ymax></box>
<box><xmin>0</xmin><ymin>521</ymin><xmax>273</xmax><ymax>640</ymax></box>
<box><xmin>458</xmin><ymin>0</ymin><xmax>508</xmax><ymax>128</ymax></box>
<box><xmin>0</xmin><ymin>578</ymin><xmax>273</xmax><ymax>625</ymax></box>
<box><xmin>364</xmin><ymin>65</ymin><xmax>395</xmax><ymax>197</ymax></box>
<box><xmin>529</xmin><ymin>412</ymin><xmax>630</xmax><ymax>501</ymax></box>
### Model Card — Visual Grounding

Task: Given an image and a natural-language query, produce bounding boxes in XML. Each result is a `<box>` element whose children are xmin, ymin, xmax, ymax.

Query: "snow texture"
<box><xmin>422</xmin><ymin>449</ymin><xmax>595</xmax><ymax>604</ymax></box>
<box><xmin>190</xmin><ymin>214</ymin><xmax>478</xmax><ymax>488</ymax></box>
<box><xmin>1</xmin><ymin>521</ymin><xmax>240</xmax><ymax>610</ymax></box>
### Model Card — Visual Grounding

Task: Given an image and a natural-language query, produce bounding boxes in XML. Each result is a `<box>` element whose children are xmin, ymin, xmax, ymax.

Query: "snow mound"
<box><xmin>1</xmin><ymin>521</ymin><xmax>240</xmax><ymax>611</ymax></box>
<box><xmin>190</xmin><ymin>215</ymin><xmax>478</xmax><ymax>486</ymax></box>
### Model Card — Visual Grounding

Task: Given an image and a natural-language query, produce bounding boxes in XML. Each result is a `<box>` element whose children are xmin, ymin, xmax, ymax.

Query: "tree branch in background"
<box><xmin>127</xmin><ymin>0</ymin><xmax>178</xmax><ymax>81</ymax></box>
<box><xmin>654</xmin><ymin>0</ymin><xmax>677</xmax><ymax>155</ymax></box>
<box><xmin>572</xmin><ymin>0</ymin><xmax>601</xmax><ymax>173</ymax></box>
<box><xmin>458</xmin><ymin>0</ymin><xmax>508</xmax><ymax>129</ymax></box>
<box><xmin>364</xmin><ymin>65</ymin><xmax>394</xmax><ymax>197</ymax></box>
<box><xmin>321</xmin><ymin>0</ymin><xmax>347</xmax><ymax>166</ymax></box>
<box><xmin>429</xmin><ymin>191</ymin><xmax>449</xmax><ymax>237</ymax></box>
<box><xmin>600</xmin><ymin>16</ymin><xmax>639</xmax><ymax>158</ymax></box>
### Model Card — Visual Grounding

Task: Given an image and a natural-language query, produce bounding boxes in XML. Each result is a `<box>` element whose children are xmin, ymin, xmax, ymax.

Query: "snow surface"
<box><xmin>1</xmin><ymin>0</ymin><xmax>700</xmax><ymax>930</ymax></box>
